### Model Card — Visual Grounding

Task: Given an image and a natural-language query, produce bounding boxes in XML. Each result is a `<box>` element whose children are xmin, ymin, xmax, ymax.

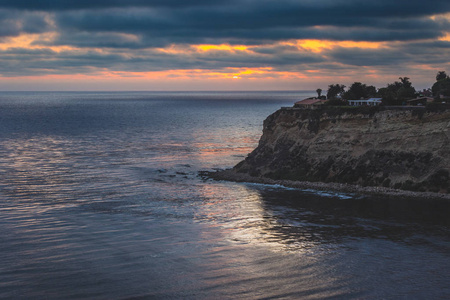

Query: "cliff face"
<box><xmin>234</xmin><ymin>106</ymin><xmax>450</xmax><ymax>193</ymax></box>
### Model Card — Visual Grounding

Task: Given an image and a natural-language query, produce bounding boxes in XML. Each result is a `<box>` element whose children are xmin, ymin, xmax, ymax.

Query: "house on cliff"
<box><xmin>294</xmin><ymin>97</ymin><xmax>327</xmax><ymax>108</ymax></box>
<box><xmin>348</xmin><ymin>98</ymin><xmax>382</xmax><ymax>106</ymax></box>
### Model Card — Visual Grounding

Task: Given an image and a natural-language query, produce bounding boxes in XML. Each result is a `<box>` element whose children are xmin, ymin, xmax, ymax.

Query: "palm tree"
<box><xmin>316</xmin><ymin>88</ymin><xmax>322</xmax><ymax>98</ymax></box>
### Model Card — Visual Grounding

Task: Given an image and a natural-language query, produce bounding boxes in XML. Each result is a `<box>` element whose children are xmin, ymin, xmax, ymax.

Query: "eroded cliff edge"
<box><xmin>231</xmin><ymin>106</ymin><xmax>450</xmax><ymax>193</ymax></box>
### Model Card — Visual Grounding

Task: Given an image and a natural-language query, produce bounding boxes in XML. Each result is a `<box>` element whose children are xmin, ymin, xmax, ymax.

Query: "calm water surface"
<box><xmin>0</xmin><ymin>91</ymin><xmax>449</xmax><ymax>299</ymax></box>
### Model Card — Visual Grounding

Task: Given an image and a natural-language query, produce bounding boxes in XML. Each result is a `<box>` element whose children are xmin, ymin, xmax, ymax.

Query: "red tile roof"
<box><xmin>295</xmin><ymin>98</ymin><xmax>325</xmax><ymax>105</ymax></box>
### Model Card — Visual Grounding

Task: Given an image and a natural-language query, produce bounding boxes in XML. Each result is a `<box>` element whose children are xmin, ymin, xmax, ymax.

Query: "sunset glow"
<box><xmin>1</xmin><ymin>1</ymin><xmax>449</xmax><ymax>90</ymax></box>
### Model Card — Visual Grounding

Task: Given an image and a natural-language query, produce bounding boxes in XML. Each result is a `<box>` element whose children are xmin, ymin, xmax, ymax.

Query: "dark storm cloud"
<box><xmin>0</xmin><ymin>0</ymin><xmax>229</xmax><ymax>10</ymax></box>
<box><xmin>52</xmin><ymin>2</ymin><xmax>450</xmax><ymax>34</ymax></box>
<box><xmin>42</xmin><ymin>4</ymin><xmax>449</xmax><ymax>50</ymax></box>
<box><xmin>3</xmin><ymin>0</ymin><xmax>450</xmax><ymax>17</ymax></box>
<box><xmin>3</xmin><ymin>0</ymin><xmax>450</xmax><ymax>43</ymax></box>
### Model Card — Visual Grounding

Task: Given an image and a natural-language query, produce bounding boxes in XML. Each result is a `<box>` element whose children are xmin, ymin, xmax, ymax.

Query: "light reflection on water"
<box><xmin>0</xmin><ymin>92</ymin><xmax>449</xmax><ymax>299</ymax></box>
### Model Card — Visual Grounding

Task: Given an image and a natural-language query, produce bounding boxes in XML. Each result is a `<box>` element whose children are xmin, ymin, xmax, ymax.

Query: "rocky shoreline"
<box><xmin>202</xmin><ymin>169</ymin><xmax>450</xmax><ymax>200</ymax></box>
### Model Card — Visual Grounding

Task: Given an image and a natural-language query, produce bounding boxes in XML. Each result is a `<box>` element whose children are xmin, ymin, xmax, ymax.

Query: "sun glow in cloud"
<box><xmin>286</xmin><ymin>39</ymin><xmax>385</xmax><ymax>53</ymax></box>
<box><xmin>0</xmin><ymin>34</ymin><xmax>51</xmax><ymax>50</ymax></box>
<box><xmin>439</xmin><ymin>33</ymin><xmax>450</xmax><ymax>42</ymax></box>
<box><xmin>228</xmin><ymin>68</ymin><xmax>276</xmax><ymax>79</ymax></box>
<box><xmin>194</xmin><ymin>44</ymin><xmax>250</xmax><ymax>53</ymax></box>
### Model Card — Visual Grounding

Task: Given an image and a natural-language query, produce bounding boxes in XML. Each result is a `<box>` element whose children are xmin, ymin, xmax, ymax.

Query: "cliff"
<box><xmin>233</xmin><ymin>106</ymin><xmax>450</xmax><ymax>193</ymax></box>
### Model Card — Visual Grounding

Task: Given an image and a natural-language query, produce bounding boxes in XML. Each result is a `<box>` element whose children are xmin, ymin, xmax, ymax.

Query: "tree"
<box><xmin>316</xmin><ymin>88</ymin><xmax>322</xmax><ymax>98</ymax></box>
<box><xmin>432</xmin><ymin>71</ymin><xmax>450</xmax><ymax>99</ymax></box>
<box><xmin>378</xmin><ymin>87</ymin><xmax>396</xmax><ymax>104</ymax></box>
<box><xmin>365</xmin><ymin>85</ymin><xmax>377</xmax><ymax>97</ymax></box>
<box><xmin>436</xmin><ymin>71</ymin><xmax>448</xmax><ymax>82</ymax></box>
<box><xmin>399</xmin><ymin>77</ymin><xmax>413</xmax><ymax>88</ymax></box>
<box><xmin>397</xmin><ymin>77</ymin><xmax>416</xmax><ymax>100</ymax></box>
<box><xmin>326</xmin><ymin>84</ymin><xmax>346</xmax><ymax>99</ymax></box>
<box><xmin>380</xmin><ymin>77</ymin><xmax>416</xmax><ymax>105</ymax></box>
<box><xmin>343</xmin><ymin>82</ymin><xmax>377</xmax><ymax>100</ymax></box>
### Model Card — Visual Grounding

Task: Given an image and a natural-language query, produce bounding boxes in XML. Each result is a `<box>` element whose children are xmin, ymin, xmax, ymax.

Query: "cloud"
<box><xmin>0</xmin><ymin>10</ymin><xmax>53</xmax><ymax>37</ymax></box>
<box><xmin>326</xmin><ymin>47</ymin><xmax>409</xmax><ymax>67</ymax></box>
<box><xmin>48</xmin><ymin>2</ymin><xmax>449</xmax><ymax>43</ymax></box>
<box><xmin>2</xmin><ymin>1</ymin><xmax>449</xmax><ymax>42</ymax></box>
<box><xmin>0</xmin><ymin>0</ymin><xmax>450</xmax><ymax>89</ymax></box>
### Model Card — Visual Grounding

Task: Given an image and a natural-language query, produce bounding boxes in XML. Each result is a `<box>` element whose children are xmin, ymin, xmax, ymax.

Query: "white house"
<box><xmin>348</xmin><ymin>98</ymin><xmax>382</xmax><ymax>106</ymax></box>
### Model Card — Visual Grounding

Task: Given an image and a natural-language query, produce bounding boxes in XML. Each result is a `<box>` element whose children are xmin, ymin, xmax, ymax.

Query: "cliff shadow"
<box><xmin>247</xmin><ymin>186</ymin><xmax>450</xmax><ymax>247</ymax></box>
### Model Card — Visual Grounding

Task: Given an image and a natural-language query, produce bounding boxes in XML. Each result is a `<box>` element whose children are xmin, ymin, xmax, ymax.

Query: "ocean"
<box><xmin>0</xmin><ymin>91</ymin><xmax>449</xmax><ymax>299</ymax></box>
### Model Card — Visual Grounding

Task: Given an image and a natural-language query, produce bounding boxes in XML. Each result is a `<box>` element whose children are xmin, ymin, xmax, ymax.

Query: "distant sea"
<box><xmin>0</xmin><ymin>91</ymin><xmax>449</xmax><ymax>299</ymax></box>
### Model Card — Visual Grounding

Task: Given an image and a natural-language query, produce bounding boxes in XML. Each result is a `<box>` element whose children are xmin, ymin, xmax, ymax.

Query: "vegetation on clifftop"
<box><xmin>320</xmin><ymin>71</ymin><xmax>449</xmax><ymax>105</ymax></box>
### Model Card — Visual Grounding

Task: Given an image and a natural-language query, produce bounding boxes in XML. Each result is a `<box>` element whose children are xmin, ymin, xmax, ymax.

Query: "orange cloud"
<box><xmin>160</xmin><ymin>40</ymin><xmax>385</xmax><ymax>57</ymax></box>
<box><xmin>282</xmin><ymin>39</ymin><xmax>385</xmax><ymax>53</ymax></box>
<box><xmin>154</xmin><ymin>44</ymin><xmax>252</xmax><ymax>55</ymax></box>
<box><xmin>193</xmin><ymin>44</ymin><xmax>250</xmax><ymax>53</ymax></box>
<box><xmin>0</xmin><ymin>32</ymin><xmax>77</xmax><ymax>52</ymax></box>
<box><xmin>439</xmin><ymin>33</ymin><xmax>450</xmax><ymax>42</ymax></box>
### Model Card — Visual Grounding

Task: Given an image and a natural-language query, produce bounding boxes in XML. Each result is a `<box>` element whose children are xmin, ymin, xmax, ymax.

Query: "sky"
<box><xmin>1</xmin><ymin>0</ymin><xmax>450</xmax><ymax>91</ymax></box>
